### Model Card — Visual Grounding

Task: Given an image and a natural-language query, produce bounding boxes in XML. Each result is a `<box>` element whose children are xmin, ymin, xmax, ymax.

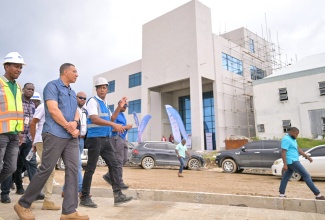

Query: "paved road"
<box><xmin>1</xmin><ymin>192</ymin><xmax>325</xmax><ymax>220</ymax></box>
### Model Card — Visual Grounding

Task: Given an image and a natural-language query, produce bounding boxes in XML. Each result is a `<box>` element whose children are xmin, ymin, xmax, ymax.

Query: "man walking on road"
<box><xmin>103</xmin><ymin>100</ymin><xmax>132</xmax><ymax>189</ymax></box>
<box><xmin>0</xmin><ymin>52</ymin><xmax>25</xmax><ymax>203</ymax></box>
<box><xmin>80</xmin><ymin>77</ymin><xmax>133</xmax><ymax>208</ymax></box>
<box><xmin>279</xmin><ymin>127</ymin><xmax>325</xmax><ymax>200</ymax></box>
<box><xmin>14</xmin><ymin>63</ymin><xmax>89</xmax><ymax>220</ymax></box>
<box><xmin>11</xmin><ymin>83</ymin><xmax>44</xmax><ymax>201</ymax></box>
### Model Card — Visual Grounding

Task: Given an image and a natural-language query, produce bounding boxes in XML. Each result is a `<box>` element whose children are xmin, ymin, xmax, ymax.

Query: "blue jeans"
<box><xmin>178</xmin><ymin>157</ymin><xmax>185</xmax><ymax>174</ymax></box>
<box><xmin>0</xmin><ymin>134</ymin><xmax>19</xmax><ymax>183</ymax></box>
<box><xmin>13</xmin><ymin>138</ymin><xmax>37</xmax><ymax>190</ymax></box>
<box><xmin>279</xmin><ymin>161</ymin><xmax>320</xmax><ymax>195</ymax></box>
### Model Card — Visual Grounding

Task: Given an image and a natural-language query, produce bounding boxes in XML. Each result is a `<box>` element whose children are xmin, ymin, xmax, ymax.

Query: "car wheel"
<box><xmin>57</xmin><ymin>158</ymin><xmax>65</xmax><ymax>170</ymax></box>
<box><xmin>187</xmin><ymin>158</ymin><xmax>200</xmax><ymax>170</ymax></box>
<box><xmin>290</xmin><ymin>172</ymin><xmax>302</xmax><ymax>181</ymax></box>
<box><xmin>97</xmin><ymin>156</ymin><xmax>106</xmax><ymax>166</ymax></box>
<box><xmin>141</xmin><ymin>157</ymin><xmax>155</xmax><ymax>169</ymax></box>
<box><xmin>221</xmin><ymin>159</ymin><xmax>237</xmax><ymax>173</ymax></box>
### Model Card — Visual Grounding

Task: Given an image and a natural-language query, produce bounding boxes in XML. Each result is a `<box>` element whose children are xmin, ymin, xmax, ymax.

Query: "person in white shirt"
<box><xmin>30</xmin><ymin>92</ymin><xmax>60</xmax><ymax>210</ymax></box>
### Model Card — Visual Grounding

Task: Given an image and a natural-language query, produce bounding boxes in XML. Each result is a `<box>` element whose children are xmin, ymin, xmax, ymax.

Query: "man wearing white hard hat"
<box><xmin>80</xmin><ymin>77</ymin><xmax>133</xmax><ymax>208</ymax></box>
<box><xmin>30</xmin><ymin>92</ymin><xmax>60</xmax><ymax>210</ymax></box>
<box><xmin>0</xmin><ymin>52</ymin><xmax>25</xmax><ymax>203</ymax></box>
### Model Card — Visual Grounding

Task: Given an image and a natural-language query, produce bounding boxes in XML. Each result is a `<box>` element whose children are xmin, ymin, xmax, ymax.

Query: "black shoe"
<box><xmin>120</xmin><ymin>184</ymin><xmax>129</xmax><ymax>190</ymax></box>
<box><xmin>102</xmin><ymin>175</ymin><xmax>112</xmax><ymax>186</ymax></box>
<box><xmin>16</xmin><ymin>188</ymin><xmax>25</xmax><ymax>195</ymax></box>
<box><xmin>114</xmin><ymin>192</ymin><xmax>133</xmax><ymax>206</ymax></box>
<box><xmin>36</xmin><ymin>192</ymin><xmax>45</xmax><ymax>200</ymax></box>
<box><xmin>1</xmin><ymin>194</ymin><xmax>11</xmax><ymax>203</ymax></box>
<box><xmin>80</xmin><ymin>196</ymin><xmax>98</xmax><ymax>208</ymax></box>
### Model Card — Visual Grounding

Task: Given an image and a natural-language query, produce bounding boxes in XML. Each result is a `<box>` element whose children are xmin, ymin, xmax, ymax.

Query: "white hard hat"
<box><xmin>94</xmin><ymin>77</ymin><xmax>108</xmax><ymax>87</ymax></box>
<box><xmin>31</xmin><ymin>92</ymin><xmax>42</xmax><ymax>101</ymax></box>
<box><xmin>3</xmin><ymin>52</ymin><xmax>26</xmax><ymax>65</ymax></box>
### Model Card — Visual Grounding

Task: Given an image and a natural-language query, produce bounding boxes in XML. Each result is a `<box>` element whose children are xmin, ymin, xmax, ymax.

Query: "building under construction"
<box><xmin>93</xmin><ymin>0</ymin><xmax>284</xmax><ymax>150</ymax></box>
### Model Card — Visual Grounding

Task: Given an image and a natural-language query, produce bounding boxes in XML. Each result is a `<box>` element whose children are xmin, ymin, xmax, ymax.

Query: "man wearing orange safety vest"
<box><xmin>0</xmin><ymin>52</ymin><xmax>25</xmax><ymax>195</ymax></box>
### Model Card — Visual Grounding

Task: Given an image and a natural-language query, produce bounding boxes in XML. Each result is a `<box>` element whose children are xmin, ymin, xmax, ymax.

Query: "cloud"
<box><xmin>1</xmin><ymin>0</ymin><xmax>324</xmax><ymax>97</ymax></box>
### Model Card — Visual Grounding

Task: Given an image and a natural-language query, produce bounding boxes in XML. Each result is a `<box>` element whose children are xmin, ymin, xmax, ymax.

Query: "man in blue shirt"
<box><xmin>103</xmin><ymin>100</ymin><xmax>133</xmax><ymax>189</ymax></box>
<box><xmin>175</xmin><ymin>139</ymin><xmax>191</xmax><ymax>177</ymax></box>
<box><xmin>279</xmin><ymin>127</ymin><xmax>324</xmax><ymax>200</ymax></box>
<box><xmin>14</xmin><ymin>63</ymin><xmax>89</xmax><ymax>220</ymax></box>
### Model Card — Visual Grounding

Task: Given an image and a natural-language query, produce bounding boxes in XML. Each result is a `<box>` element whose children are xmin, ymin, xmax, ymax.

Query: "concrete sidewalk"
<box><xmin>1</xmin><ymin>187</ymin><xmax>325</xmax><ymax>220</ymax></box>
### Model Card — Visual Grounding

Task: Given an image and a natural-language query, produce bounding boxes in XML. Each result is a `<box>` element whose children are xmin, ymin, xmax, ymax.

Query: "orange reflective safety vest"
<box><xmin>0</xmin><ymin>76</ymin><xmax>24</xmax><ymax>133</ymax></box>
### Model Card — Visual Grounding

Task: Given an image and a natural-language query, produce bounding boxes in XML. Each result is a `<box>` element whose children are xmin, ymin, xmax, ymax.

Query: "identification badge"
<box><xmin>24</xmin><ymin>117</ymin><xmax>29</xmax><ymax>125</ymax></box>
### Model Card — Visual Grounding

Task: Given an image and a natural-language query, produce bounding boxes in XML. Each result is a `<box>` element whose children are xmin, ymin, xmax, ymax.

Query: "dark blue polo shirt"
<box><xmin>42</xmin><ymin>78</ymin><xmax>77</xmax><ymax>138</ymax></box>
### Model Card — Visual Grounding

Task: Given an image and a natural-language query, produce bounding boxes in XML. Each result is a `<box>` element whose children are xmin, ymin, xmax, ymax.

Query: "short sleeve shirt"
<box><xmin>33</xmin><ymin>103</ymin><xmax>45</xmax><ymax>143</ymax></box>
<box><xmin>42</xmin><ymin>78</ymin><xmax>77</xmax><ymax>138</ymax></box>
<box><xmin>175</xmin><ymin>143</ymin><xmax>187</xmax><ymax>158</ymax></box>
<box><xmin>86</xmin><ymin>95</ymin><xmax>111</xmax><ymax>116</ymax></box>
<box><xmin>281</xmin><ymin>134</ymin><xmax>299</xmax><ymax>164</ymax></box>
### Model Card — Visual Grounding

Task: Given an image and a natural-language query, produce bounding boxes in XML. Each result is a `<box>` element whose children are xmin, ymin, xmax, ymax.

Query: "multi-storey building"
<box><xmin>93</xmin><ymin>0</ymin><xmax>275</xmax><ymax>150</ymax></box>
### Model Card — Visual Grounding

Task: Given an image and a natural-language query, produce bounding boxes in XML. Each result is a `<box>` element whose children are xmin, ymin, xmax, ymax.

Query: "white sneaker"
<box><xmin>53</xmin><ymin>179</ymin><xmax>60</xmax><ymax>185</ymax></box>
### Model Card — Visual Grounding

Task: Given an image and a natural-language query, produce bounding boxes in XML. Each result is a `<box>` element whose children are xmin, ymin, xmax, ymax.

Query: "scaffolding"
<box><xmin>217</xmin><ymin>27</ymin><xmax>286</xmax><ymax>139</ymax></box>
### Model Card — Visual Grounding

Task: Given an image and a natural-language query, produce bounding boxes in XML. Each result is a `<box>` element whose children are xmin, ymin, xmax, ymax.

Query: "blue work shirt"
<box><xmin>42</xmin><ymin>78</ymin><xmax>77</xmax><ymax>139</ymax></box>
<box><xmin>112</xmin><ymin>112</ymin><xmax>127</xmax><ymax>139</ymax></box>
<box><xmin>281</xmin><ymin>134</ymin><xmax>299</xmax><ymax>164</ymax></box>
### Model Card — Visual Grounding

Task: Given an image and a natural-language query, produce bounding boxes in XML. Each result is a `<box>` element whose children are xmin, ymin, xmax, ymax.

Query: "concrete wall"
<box><xmin>253</xmin><ymin>72</ymin><xmax>325</xmax><ymax>139</ymax></box>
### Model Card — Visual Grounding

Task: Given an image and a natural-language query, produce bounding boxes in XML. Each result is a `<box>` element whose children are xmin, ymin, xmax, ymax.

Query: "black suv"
<box><xmin>215</xmin><ymin>140</ymin><xmax>281</xmax><ymax>173</ymax></box>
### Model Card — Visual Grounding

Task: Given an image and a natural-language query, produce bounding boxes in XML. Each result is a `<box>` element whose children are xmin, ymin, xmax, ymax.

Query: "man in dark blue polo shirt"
<box><xmin>14</xmin><ymin>63</ymin><xmax>89</xmax><ymax>220</ymax></box>
<box><xmin>279</xmin><ymin>127</ymin><xmax>324</xmax><ymax>200</ymax></box>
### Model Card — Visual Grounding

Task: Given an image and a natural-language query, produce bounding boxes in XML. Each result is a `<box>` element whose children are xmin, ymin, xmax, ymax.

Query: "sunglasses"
<box><xmin>77</xmin><ymin>96</ymin><xmax>87</xmax><ymax>100</ymax></box>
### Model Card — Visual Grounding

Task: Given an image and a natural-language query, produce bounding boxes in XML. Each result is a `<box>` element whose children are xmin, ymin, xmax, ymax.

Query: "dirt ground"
<box><xmin>46</xmin><ymin>163</ymin><xmax>325</xmax><ymax>200</ymax></box>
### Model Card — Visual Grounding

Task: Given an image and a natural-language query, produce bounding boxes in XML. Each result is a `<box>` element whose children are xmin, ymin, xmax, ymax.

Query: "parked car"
<box><xmin>129</xmin><ymin>141</ymin><xmax>205</xmax><ymax>170</ymax></box>
<box><xmin>56</xmin><ymin>149</ymin><xmax>89</xmax><ymax>170</ymax></box>
<box><xmin>271</xmin><ymin>145</ymin><xmax>325</xmax><ymax>181</ymax></box>
<box><xmin>215</xmin><ymin>140</ymin><xmax>281</xmax><ymax>173</ymax></box>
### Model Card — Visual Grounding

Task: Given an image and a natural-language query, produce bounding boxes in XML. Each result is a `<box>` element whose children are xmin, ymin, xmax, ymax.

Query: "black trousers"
<box><xmin>82</xmin><ymin>137</ymin><xmax>121</xmax><ymax>196</ymax></box>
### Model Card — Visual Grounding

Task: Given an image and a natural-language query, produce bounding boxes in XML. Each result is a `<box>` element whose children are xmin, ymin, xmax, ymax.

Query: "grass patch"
<box><xmin>297</xmin><ymin>138</ymin><xmax>325</xmax><ymax>149</ymax></box>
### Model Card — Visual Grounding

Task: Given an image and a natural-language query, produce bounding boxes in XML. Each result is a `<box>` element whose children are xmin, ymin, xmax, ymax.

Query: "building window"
<box><xmin>257</xmin><ymin>124</ymin><xmax>265</xmax><ymax>132</ymax></box>
<box><xmin>128</xmin><ymin>128</ymin><xmax>138</xmax><ymax>142</ymax></box>
<box><xmin>203</xmin><ymin>91</ymin><xmax>216</xmax><ymax>150</ymax></box>
<box><xmin>222</xmin><ymin>53</ymin><xmax>243</xmax><ymax>76</ymax></box>
<box><xmin>319</xmin><ymin>81</ymin><xmax>325</xmax><ymax>96</ymax></box>
<box><xmin>129</xmin><ymin>72</ymin><xmax>142</xmax><ymax>88</ymax></box>
<box><xmin>282</xmin><ymin>120</ymin><xmax>291</xmax><ymax>133</ymax></box>
<box><xmin>249</xmin><ymin>38</ymin><xmax>255</xmax><ymax>53</ymax></box>
<box><xmin>250</xmin><ymin>66</ymin><xmax>265</xmax><ymax>80</ymax></box>
<box><xmin>179</xmin><ymin>96</ymin><xmax>191</xmax><ymax>134</ymax></box>
<box><xmin>108</xmin><ymin>80</ymin><xmax>115</xmax><ymax>93</ymax></box>
<box><xmin>128</xmin><ymin>99</ymin><xmax>141</xmax><ymax>114</ymax></box>
<box><xmin>279</xmin><ymin>88</ymin><xmax>288</xmax><ymax>101</ymax></box>
<box><xmin>322</xmin><ymin>118</ymin><xmax>325</xmax><ymax>131</ymax></box>
<box><xmin>108</xmin><ymin>104</ymin><xmax>114</xmax><ymax>113</ymax></box>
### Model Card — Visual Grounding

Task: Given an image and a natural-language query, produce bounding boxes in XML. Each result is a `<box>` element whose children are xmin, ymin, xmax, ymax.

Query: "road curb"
<box><xmin>53</xmin><ymin>186</ymin><xmax>325</xmax><ymax>214</ymax></box>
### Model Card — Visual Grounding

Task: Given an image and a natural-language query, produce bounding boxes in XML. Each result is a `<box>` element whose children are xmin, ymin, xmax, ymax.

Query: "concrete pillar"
<box><xmin>190</xmin><ymin>75</ymin><xmax>204</xmax><ymax>150</ymax></box>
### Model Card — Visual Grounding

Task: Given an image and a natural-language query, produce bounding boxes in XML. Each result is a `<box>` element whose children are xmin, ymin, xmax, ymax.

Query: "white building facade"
<box><xmin>253</xmin><ymin>53</ymin><xmax>325</xmax><ymax>139</ymax></box>
<box><xmin>94</xmin><ymin>0</ymin><xmax>274</xmax><ymax>150</ymax></box>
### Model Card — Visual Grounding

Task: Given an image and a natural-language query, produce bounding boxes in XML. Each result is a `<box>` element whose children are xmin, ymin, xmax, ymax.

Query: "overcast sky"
<box><xmin>1</xmin><ymin>0</ymin><xmax>324</xmax><ymax>98</ymax></box>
